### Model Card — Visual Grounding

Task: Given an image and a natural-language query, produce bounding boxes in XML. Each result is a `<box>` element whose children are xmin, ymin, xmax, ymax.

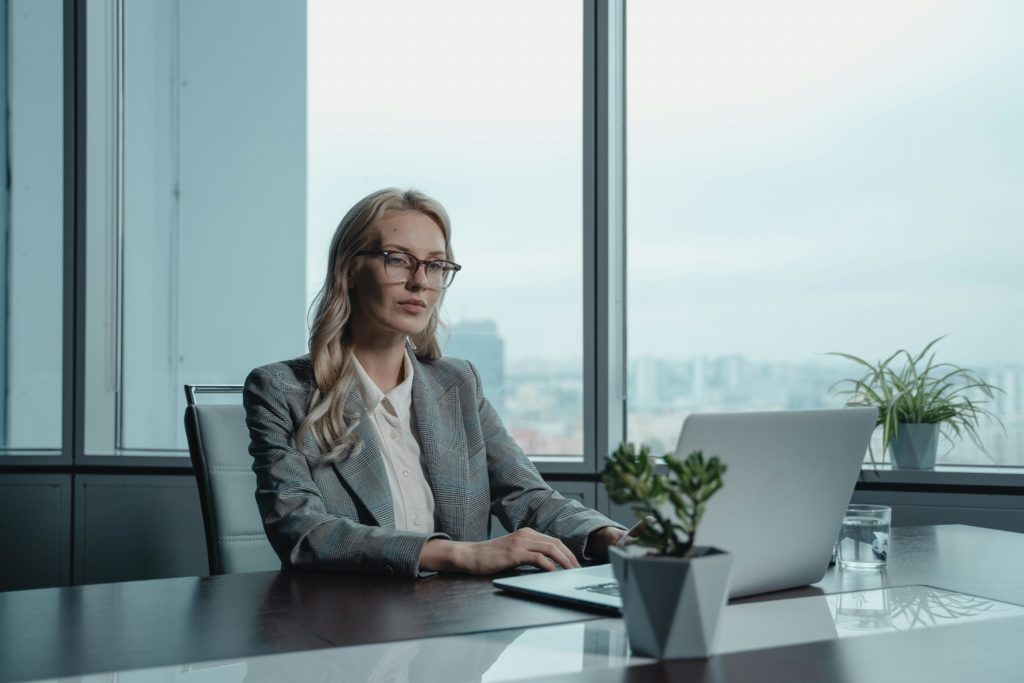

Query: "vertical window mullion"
<box><xmin>591</xmin><ymin>0</ymin><xmax>627</xmax><ymax>473</ymax></box>
<box><xmin>66</xmin><ymin>0</ymin><xmax>86</xmax><ymax>466</ymax></box>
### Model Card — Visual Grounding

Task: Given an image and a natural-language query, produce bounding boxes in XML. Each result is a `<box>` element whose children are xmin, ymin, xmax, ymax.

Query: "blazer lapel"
<box><xmin>331</xmin><ymin>385</ymin><xmax>396</xmax><ymax>529</ymax></box>
<box><xmin>411</xmin><ymin>358</ymin><xmax>468</xmax><ymax>539</ymax></box>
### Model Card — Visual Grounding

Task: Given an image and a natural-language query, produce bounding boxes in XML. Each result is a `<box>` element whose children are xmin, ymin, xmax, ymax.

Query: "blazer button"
<box><xmin>385</xmin><ymin>565</ymin><xmax>394</xmax><ymax>576</ymax></box>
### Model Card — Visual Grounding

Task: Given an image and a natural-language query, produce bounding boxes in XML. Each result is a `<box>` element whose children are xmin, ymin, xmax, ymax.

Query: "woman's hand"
<box><xmin>584</xmin><ymin>526</ymin><xmax>630</xmax><ymax>561</ymax></box>
<box><xmin>420</xmin><ymin>529</ymin><xmax>581</xmax><ymax>575</ymax></box>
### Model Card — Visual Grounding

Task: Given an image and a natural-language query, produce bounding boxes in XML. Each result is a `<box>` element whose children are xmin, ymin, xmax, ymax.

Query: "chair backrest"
<box><xmin>184</xmin><ymin>385</ymin><xmax>280</xmax><ymax>575</ymax></box>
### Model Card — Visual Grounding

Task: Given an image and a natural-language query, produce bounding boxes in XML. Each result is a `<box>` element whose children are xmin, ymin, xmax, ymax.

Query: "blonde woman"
<box><xmin>244</xmin><ymin>188</ymin><xmax>626</xmax><ymax>577</ymax></box>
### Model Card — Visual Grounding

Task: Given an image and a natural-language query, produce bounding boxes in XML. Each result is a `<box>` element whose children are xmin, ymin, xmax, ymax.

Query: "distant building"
<box><xmin>998</xmin><ymin>367</ymin><xmax>1022</xmax><ymax>415</ymax></box>
<box><xmin>630</xmin><ymin>357</ymin><xmax>693</xmax><ymax>411</ymax></box>
<box><xmin>447</xmin><ymin>320</ymin><xmax>506</xmax><ymax>413</ymax></box>
<box><xmin>691</xmin><ymin>356</ymin><xmax>707</xmax><ymax>403</ymax></box>
<box><xmin>631</xmin><ymin>358</ymin><xmax>663</xmax><ymax>411</ymax></box>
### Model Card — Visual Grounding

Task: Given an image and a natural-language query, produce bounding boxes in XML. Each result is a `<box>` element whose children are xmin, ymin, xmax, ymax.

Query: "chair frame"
<box><xmin>184</xmin><ymin>384</ymin><xmax>245</xmax><ymax>575</ymax></box>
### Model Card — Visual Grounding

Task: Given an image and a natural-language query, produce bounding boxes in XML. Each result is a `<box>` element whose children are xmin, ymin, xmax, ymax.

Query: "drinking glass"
<box><xmin>838</xmin><ymin>504</ymin><xmax>891</xmax><ymax>570</ymax></box>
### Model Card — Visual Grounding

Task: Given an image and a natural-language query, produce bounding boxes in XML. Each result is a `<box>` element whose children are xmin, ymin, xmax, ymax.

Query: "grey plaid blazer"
<box><xmin>244</xmin><ymin>351</ymin><xmax>619</xmax><ymax>578</ymax></box>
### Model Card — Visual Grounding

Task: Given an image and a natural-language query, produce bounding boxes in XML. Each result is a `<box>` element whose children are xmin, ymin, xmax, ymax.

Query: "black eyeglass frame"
<box><xmin>355</xmin><ymin>249</ymin><xmax>463</xmax><ymax>289</ymax></box>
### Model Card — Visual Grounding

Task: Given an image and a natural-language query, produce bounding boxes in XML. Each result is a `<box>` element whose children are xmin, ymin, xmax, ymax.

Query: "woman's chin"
<box><xmin>388</xmin><ymin>322</ymin><xmax>428</xmax><ymax>339</ymax></box>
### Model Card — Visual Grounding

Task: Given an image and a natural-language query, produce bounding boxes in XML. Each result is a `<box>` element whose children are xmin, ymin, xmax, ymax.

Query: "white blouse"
<box><xmin>351</xmin><ymin>354</ymin><xmax>437</xmax><ymax>534</ymax></box>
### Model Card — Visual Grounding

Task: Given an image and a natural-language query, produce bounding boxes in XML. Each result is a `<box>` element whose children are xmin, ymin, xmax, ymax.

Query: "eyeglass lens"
<box><xmin>383</xmin><ymin>253</ymin><xmax>455</xmax><ymax>288</ymax></box>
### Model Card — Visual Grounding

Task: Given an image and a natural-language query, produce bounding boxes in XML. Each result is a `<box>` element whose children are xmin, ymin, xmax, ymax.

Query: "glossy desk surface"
<box><xmin>4</xmin><ymin>524</ymin><xmax>1024</xmax><ymax>682</ymax></box>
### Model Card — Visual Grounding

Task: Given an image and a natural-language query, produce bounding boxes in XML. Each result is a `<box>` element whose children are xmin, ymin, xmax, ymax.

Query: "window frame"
<box><xmin>2</xmin><ymin>0</ymin><xmax>1020</xmax><ymax>491</ymax></box>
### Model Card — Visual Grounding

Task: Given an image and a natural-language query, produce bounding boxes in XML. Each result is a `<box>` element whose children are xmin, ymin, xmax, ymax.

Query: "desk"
<box><xmin>3</xmin><ymin>524</ymin><xmax>1024</xmax><ymax>682</ymax></box>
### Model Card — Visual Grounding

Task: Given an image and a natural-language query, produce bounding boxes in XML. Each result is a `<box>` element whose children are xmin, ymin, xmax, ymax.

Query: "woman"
<box><xmin>244</xmin><ymin>188</ymin><xmax>625</xmax><ymax>577</ymax></box>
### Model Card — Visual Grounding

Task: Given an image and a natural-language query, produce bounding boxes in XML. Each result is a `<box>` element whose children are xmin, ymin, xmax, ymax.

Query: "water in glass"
<box><xmin>839</xmin><ymin>515</ymin><xmax>889</xmax><ymax>569</ymax></box>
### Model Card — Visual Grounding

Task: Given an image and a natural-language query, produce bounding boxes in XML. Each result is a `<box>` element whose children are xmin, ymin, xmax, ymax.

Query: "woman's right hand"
<box><xmin>420</xmin><ymin>528</ymin><xmax>581</xmax><ymax>575</ymax></box>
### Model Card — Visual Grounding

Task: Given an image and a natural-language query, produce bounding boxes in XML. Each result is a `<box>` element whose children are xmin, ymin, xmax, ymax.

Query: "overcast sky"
<box><xmin>307</xmin><ymin>0</ymin><xmax>1023</xmax><ymax>367</ymax></box>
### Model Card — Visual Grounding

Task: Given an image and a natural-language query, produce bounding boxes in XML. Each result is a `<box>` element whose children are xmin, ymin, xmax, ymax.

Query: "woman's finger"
<box><xmin>527</xmin><ymin>539</ymin><xmax>578</xmax><ymax>570</ymax></box>
<box><xmin>527</xmin><ymin>552</ymin><xmax>559</xmax><ymax>572</ymax></box>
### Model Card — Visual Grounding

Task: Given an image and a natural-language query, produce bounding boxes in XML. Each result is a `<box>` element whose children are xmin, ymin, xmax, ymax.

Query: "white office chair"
<box><xmin>184</xmin><ymin>385</ymin><xmax>280</xmax><ymax>575</ymax></box>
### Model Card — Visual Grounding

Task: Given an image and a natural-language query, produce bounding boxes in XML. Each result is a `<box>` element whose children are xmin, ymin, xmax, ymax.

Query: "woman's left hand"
<box><xmin>585</xmin><ymin>526</ymin><xmax>630</xmax><ymax>561</ymax></box>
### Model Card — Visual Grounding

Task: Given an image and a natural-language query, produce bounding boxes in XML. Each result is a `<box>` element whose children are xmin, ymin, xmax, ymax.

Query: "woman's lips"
<box><xmin>398</xmin><ymin>300</ymin><xmax>426</xmax><ymax>314</ymax></box>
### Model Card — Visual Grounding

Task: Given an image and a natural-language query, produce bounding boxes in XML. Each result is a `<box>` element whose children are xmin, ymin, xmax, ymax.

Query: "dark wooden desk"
<box><xmin>0</xmin><ymin>565</ymin><xmax>597</xmax><ymax>682</ymax></box>
<box><xmin>3</xmin><ymin>525</ymin><xmax>1024</xmax><ymax>683</ymax></box>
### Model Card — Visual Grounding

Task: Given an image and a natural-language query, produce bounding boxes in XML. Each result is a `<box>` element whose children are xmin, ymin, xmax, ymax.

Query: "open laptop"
<box><xmin>494</xmin><ymin>407</ymin><xmax>878</xmax><ymax>612</ymax></box>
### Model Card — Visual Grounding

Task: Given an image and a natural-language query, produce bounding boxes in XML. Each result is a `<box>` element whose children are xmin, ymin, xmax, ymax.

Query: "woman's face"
<box><xmin>349</xmin><ymin>210</ymin><xmax>447</xmax><ymax>346</ymax></box>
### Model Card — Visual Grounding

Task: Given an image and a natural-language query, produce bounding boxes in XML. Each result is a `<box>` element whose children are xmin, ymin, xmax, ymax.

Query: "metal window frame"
<box><xmin>23</xmin><ymin>0</ymin><xmax>1020</xmax><ymax>482</ymax></box>
<box><xmin>0</xmin><ymin>0</ymin><xmax>629</xmax><ymax>475</ymax></box>
<box><xmin>0</xmin><ymin>0</ymin><xmax>8</xmax><ymax>447</ymax></box>
<box><xmin>532</xmin><ymin>0</ymin><xmax>626</xmax><ymax>476</ymax></box>
<box><xmin>73</xmin><ymin>0</ymin><xmax>189</xmax><ymax>469</ymax></box>
<box><xmin>66</xmin><ymin>0</ymin><xmax>85</xmax><ymax>467</ymax></box>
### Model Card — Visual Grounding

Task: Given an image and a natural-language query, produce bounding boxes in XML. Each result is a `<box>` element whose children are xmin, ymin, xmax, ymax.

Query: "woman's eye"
<box><xmin>425</xmin><ymin>261</ymin><xmax>445</xmax><ymax>273</ymax></box>
<box><xmin>384</xmin><ymin>255</ymin><xmax>409</xmax><ymax>268</ymax></box>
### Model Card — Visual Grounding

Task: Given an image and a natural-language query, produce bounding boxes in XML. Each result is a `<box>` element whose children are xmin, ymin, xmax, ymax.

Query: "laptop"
<box><xmin>494</xmin><ymin>408</ymin><xmax>878</xmax><ymax>612</ymax></box>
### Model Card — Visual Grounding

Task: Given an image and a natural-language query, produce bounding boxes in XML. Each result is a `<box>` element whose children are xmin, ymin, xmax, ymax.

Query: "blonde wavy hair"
<box><xmin>298</xmin><ymin>188</ymin><xmax>453</xmax><ymax>461</ymax></box>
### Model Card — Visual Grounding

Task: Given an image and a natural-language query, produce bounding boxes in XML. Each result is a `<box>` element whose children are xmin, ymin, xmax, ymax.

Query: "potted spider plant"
<box><xmin>602</xmin><ymin>443</ymin><xmax>730</xmax><ymax>659</ymax></box>
<box><xmin>829</xmin><ymin>337</ymin><xmax>1003</xmax><ymax>469</ymax></box>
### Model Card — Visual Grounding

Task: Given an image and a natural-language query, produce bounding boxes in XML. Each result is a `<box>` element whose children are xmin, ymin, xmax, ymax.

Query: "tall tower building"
<box><xmin>446</xmin><ymin>320</ymin><xmax>506</xmax><ymax>413</ymax></box>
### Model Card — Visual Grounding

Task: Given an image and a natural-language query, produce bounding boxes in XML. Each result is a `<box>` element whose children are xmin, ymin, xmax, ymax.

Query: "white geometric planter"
<box><xmin>609</xmin><ymin>545</ymin><xmax>732</xmax><ymax>659</ymax></box>
<box><xmin>891</xmin><ymin>422</ymin><xmax>940</xmax><ymax>469</ymax></box>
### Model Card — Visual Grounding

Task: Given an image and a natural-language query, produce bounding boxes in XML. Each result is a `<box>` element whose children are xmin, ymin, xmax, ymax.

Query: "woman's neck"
<box><xmin>352</xmin><ymin>342</ymin><xmax>407</xmax><ymax>394</ymax></box>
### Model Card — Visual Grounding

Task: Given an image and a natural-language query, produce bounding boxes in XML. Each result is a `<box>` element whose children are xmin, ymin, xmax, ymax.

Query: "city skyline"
<box><xmin>447</xmin><ymin>319</ymin><xmax>1024</xmax><ymax>467</ymax></box>
<box><xmin>304</xmin><ymin>1</ymin><xmax>1023</xmax><ymax>464</ymax></box>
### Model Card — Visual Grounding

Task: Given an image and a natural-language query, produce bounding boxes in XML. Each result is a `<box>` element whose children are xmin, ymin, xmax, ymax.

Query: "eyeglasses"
<box><xmin>355</xmin><ymin>250</ymin><xmax>462</xmax><ymax>290</ymax></box>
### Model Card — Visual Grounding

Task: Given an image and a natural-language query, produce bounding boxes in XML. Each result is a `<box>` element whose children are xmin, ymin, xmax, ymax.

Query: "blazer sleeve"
<box><xmin>468</xmin><ymin>362</ymin><xmax>625</xmax><ymax>559</ymax></box>
<box><xmin>244</xmin><ymin>366</ymin><xmax>448</xmax><ymax>578</ymax></box>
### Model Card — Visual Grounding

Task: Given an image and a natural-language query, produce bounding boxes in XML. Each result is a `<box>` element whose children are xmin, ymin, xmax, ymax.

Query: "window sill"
<box><xmin>858</xmin><ymin>465</ymin><xmax>1024</xmax><ymax>490</ymax></box>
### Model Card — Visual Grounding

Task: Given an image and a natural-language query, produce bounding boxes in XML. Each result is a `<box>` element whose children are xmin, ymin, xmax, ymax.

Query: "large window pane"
<box><xmin>627</xmin><ymin>1</ymin><xmax>1024</xmax><ymax>465</ymax></box>
<box><xmin>308</xmin><ymin>0</ymin><xmax>584</xmax><ymax>456</ymax></box>
<box><xmin>1</xmin><ymin>0</ymin><xmax>63</xmax><ymax>452</ymax></box>
<box><xmin>85</xmin><ymin>0</ymin><xmax>584</xmax><ymax>457</ymax></box>
<box><xmin>86</xmin><ymin>0</ymin><xmax>306</xmax><ymax>453</ymax></box>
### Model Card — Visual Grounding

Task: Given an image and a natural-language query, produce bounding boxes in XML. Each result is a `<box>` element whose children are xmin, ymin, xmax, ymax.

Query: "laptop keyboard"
<box><xmin>576</xmin><ymin>582</ymin><xmax>621</xmax><ymax>598</ymax></box>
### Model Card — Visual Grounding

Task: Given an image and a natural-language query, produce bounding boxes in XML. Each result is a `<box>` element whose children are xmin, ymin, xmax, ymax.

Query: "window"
<box><xmin>626</xmin><ymin>1</ymin><xmax>1024</xmax><ymax>465</ymax></box>
<box><xmin>83</xmin><ymin>0</ymin><xmax>586</xmax><ymax>457</ymax></box>
<box><xmin>307</xmin><ymin>0</ymin><xmax>586</xmax><ymax>456</ymax></box>
<box><xmin>1</xmin><ymin>0</ymin><xmax>63</xmax><ymax>454</ymax></box>
<box><xmin>85</xmin><ymin>0</ymin><xmax>306</xmax><ymax>454</ymax></box>
<box><xmin>75</xmin><ymin>2</ymin><xmax>1024</xmax><ymax>468</ymax></box>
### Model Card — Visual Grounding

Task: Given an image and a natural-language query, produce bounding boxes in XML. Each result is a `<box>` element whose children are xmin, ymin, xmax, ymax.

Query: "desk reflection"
<box><xmin>241</xmin><ymin>628</ymin><xmax>525</xmax><ymax>683</ymax></box>
<box><xmin>829</xmin><ymin>585</ymin><xmax>1024</xmax><ymax>636</ymax></box>
<box><xmin>181</xmin><ymin>621</ymin><xmax>629</xmax><ymax>683</ymax></box>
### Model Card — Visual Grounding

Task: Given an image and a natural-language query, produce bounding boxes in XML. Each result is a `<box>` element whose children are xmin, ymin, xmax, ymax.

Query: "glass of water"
<box><xmin>838</xmin><ymin>504</ymin><xmax>891</xmax><ymax>570</ymax></box>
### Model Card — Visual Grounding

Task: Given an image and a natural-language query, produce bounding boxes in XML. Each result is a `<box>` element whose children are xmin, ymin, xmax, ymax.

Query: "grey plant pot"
<box><xmin>609</xmin><ymin>545</ymin><xmax>732</xmax><ymax>659</ymax></box>
<box><xmin>890</xmin><ymin>422</ymin><xmax>940</xmax><ymax>469</ymax></box>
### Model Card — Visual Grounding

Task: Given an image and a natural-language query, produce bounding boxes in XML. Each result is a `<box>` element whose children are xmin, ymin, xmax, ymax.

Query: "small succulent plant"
<box><xmin>603</xmin><ymin>442</ymin><xmax>727</xmax><ymax>558</ymax></box>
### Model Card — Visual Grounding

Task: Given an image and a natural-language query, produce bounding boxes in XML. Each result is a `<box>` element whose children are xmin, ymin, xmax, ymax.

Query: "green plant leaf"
<box><xmin>602</xmin><ymin>444</ymin><xmax>727</xmax><ymax>557</ymax></box>
<box><xmin>827</xmin><ymin>337</ymin><xmax>1004</xmax><ymax>464</ymax></box>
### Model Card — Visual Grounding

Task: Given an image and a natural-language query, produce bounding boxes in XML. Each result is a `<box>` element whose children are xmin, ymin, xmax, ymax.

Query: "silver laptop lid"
<box><xmin>493</xmin><ymin>407</ymin><xmax>877</xmax><ymax>608</ymax></box>
<box><xmin>680</xmin><ymin>407</ymin><xmax>877</xmax><ymax>597</ymax></box>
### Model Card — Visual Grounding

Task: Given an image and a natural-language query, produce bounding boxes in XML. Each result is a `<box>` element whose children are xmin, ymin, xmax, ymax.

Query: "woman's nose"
<box><xmin>406</xmin><ymin>264</ymin><xmax>429</xmax><ymax>289</ymax></box>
